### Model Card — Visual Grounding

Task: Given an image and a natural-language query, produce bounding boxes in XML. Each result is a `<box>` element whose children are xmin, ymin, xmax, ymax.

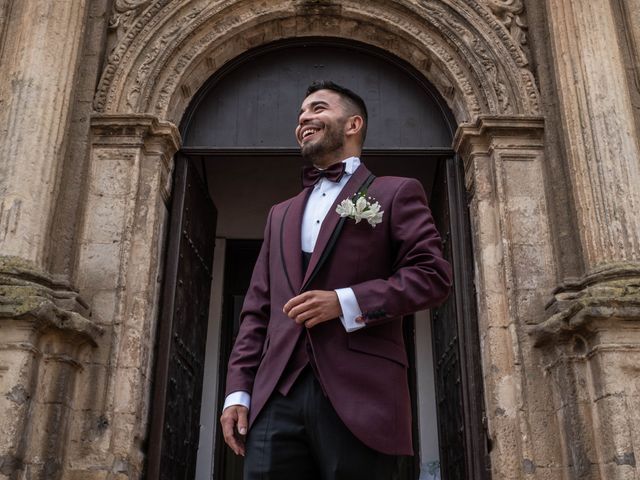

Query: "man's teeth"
<box><xmin>303</xmin><ymin>128</ymin><xmax>318</xmax><ymax>138</ymax></box>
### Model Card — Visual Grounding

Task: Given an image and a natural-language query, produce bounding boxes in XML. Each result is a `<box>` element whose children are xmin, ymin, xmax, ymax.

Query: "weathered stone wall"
<box><xmin>0</xmin><ymin>1</ymin><xmax>639</xmax><ymax>479</ymax></box>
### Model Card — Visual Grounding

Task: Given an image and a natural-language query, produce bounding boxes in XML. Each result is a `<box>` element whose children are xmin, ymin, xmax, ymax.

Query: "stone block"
<box><xmin>90</xmin><ymin>153</ymin><xmax>137</xmax><ymax>198</ymax></box>
<box><xmin>111</xmin><ymin>412</ymin><xmax>138</xmax><ymax>456</ymax></box>
<box><xmin>588</xmin><ymin>349</ymin><xmax>640</xmax><ymax>400</ymax></box>
<box><xmin>526</xmin><ymin>409</ymin><xmax>563</xmax><ymax>466</ymax></box>
<box><xmin>592</xmin><ymin>394</ymin><xmax>635</xmax><ymax>461</ymax></box>
<box><xmin>511</xmin><ymin>243</ymin><xmax>551</xmax><ymax>291</ymax></box>
<box><xmin>64</xmin><ymin>470</ymin><xmax>109</xmax><ymax>480</ymax></box>
<box><xmin>73</xmin><ymin>363</ymin><xmax>109</xmax><ymax>411</ymax></box>
<box><xmin>90</xmin><ymin>290</ymin><xmax>119</xmax><ymax>325</ymax></box>
<box><xmin>113</xmin><ymin>367</ymin><xmax>141</xmax><ymax>414</ymax></box>
<box><xmin>117</xmin><ymin>322</ymin><xmax>145</xmax><ymax>369</ymax></box>
<box><xmin>82</xmin><ymin>193</ymin><xmax>128</xmax><ymax>243</ymax></box>
<box><xmin>76</xmin><ymin>242</ymin><xmax>122</xmax><ymax>291</ymax></box>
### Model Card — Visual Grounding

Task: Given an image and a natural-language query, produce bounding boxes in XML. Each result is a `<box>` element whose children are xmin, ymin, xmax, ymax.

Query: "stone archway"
<box><xmin>77</xmin><ymin>2</ymin><xmax>556</xmax><ymax>479</ymax></box>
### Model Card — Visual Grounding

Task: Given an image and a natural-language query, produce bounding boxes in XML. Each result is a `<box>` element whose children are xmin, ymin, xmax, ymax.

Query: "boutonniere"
<box><xmin>336</xmin><ymin>190</ymin><xmax>384</xmax><ymax>227</ymax></box>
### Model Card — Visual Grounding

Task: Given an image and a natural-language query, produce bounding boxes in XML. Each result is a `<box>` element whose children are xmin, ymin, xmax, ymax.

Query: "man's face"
<box><xmin>295</xmin><ymin>89</ymin><xmax>349</xmax><ymax>164</ymax></box>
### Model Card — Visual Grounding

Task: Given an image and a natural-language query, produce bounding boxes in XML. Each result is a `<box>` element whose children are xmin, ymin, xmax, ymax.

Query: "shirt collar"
<box><xmin>342</xmin><ymin>156</ymin><xmax>360</xmax><ymax>175</ymax></box>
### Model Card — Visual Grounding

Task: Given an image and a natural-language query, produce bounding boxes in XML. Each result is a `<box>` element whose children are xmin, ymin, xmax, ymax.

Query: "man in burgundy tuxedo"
<box><xmin>220</xmin><ymin>81</ymin><xmax>452</xmax><ymax>479</ymax></box>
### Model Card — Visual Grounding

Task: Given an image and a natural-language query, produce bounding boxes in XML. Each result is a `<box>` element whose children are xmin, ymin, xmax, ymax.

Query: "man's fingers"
<box><xmin>237</xmin><ymin>406</ymin><xmax>249</xmax><ymax>436</ymax></box>
<box><xmin>220</xmin><ymin>406</ymin><xmax>248</xmax><ymax>456</ymax></box>
<box><xmin>283</xmin><ymin>292</ymin><xmax>309</xmax><ymax>314</ymax></box>
<box><xmin>290</xmin><ymin>304</ymin><xmax>315</xmax><ymax>323</ymax></box>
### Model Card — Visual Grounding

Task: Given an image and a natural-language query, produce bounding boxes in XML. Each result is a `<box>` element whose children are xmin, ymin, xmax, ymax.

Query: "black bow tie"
<box><xmin>302</xmin><ymin>162</ymin><xmax>346</xmax><ymax>188</ymax></box>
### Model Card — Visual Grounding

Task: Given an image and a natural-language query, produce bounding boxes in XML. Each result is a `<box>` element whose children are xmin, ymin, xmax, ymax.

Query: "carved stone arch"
<box><xmin>95</xmin><ymin>0</ymin><xmax>540</xmax><ymax>124</ymax></box>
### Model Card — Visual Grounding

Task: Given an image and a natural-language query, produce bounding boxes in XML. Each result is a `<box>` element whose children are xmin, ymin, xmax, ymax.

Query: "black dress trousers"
<box><xmin>243</xmin><ymin>368</ymin><xmax>399</xmax><ymax>480</ymax></box>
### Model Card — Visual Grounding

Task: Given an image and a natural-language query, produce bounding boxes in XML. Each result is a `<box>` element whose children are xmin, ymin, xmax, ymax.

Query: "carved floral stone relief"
<box><xmin>109</xmin><ymin>0</ymin><xmax>154</xmax><ymax>39</ymax></box>
<box><xmin>480</xmin><ymin>0</ymin><xmax>528</xmax><ymax>53</ymax></box>
<box><xmin>94</xmin><ymin>0</ymin><xmax>540</xmax><ymax>120</ymax></box>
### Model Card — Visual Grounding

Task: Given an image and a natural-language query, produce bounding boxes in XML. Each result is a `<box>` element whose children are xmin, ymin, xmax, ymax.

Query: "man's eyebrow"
<box><xmin>299</xmin><ymin>100</ymin><xmax>329</xmax><ymax>116</ymax></box>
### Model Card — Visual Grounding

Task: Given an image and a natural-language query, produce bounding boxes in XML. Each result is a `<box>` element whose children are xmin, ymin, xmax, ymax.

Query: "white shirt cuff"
<box><xmin>335</xmin><ymin>287</ymin><xmax>365</xmax><ymax>332</ymax></box>
<box><xmin>223</xmin><ymin>391</ymin><xmax>251</xmax><ymax>411</ymax></box>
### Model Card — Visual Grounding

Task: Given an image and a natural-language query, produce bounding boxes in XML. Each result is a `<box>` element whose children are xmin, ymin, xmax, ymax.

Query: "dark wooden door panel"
<box><xmin>147</xmin><ymin>155</ymin><xmax>217</xmax><ymax>479</ymax></box>
<box><xmin>430</xmin><ymin>156</ymin><xmax>489</xmax><ymax>480</ymax></box>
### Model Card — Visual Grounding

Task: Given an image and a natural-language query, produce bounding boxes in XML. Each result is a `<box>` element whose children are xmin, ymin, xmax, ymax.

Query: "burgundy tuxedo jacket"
<box><xmin>225</xmin><ymin>164</ymin><xmax>452</xmax><ymax>455</ymax></box>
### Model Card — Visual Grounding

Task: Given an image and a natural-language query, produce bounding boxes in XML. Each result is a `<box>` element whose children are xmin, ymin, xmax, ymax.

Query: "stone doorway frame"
<box><xmin>79</xmin><ymin>2</ymin><xmax>552</xmax><ymax>478</ymax></box>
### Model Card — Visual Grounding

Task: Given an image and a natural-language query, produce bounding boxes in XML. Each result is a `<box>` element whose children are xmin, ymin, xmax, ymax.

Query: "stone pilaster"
<box><xmin>0</xmin><ymin>257</ymin><xmax>100</xmax><ymax>479</ymax></box>
<box><xmin>61</xmin><ymin>114</ymin><xmax>179</xmax><ymax>478</ymax></box>
<box><xmin>455</xmin><ymin>116</ymin><xmax>561</xmax><ymax>479</ymax></box>
<box><xmin>545</xmin><ymin>0</ymin><xmax>640</xmax><ymax>272</ymax></box>
<box><xmin>0</xmin><ymin>0</ymin><xmax>89</xmax><ymax>268</ymax></box>
<box><xmin>532</xmin><ymin>2</ymin><xmax>640</xmax><ymax>478</ymax></box>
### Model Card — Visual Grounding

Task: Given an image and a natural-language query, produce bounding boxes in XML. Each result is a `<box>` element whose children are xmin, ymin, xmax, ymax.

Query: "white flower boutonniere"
<box><xmin>336</xmin><ymin>191</ymin><xmax>384</xmax><ymax>227</ymax></box>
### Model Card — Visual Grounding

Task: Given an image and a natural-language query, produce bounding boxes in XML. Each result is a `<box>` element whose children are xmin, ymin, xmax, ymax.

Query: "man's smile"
<box><xmin>299</xmin><ymin>125</ymin><xmax>323</xmax><ymax>143</ymax></box>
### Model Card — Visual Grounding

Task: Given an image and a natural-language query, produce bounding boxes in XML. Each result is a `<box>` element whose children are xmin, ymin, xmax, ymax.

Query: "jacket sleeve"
<box><xmin>350</xmin><ymin>178</ymin><xmax>452</xmax><ymax>326</ymax></box>
<box><xmin>224</xmin><ymin>207</ymin><xmax>273</xmax><ymax>395</ymax></box>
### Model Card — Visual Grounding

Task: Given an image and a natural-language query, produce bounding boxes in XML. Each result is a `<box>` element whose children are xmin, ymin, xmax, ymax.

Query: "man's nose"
<box><xmin>298</xmin><ymin>110</ymin><xmax>313</xmax><ymax>124</ymax></box>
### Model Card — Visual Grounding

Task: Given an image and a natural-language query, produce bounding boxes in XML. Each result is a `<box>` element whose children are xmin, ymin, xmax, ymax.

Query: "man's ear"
<box><xmin>344</xmin><ymin>115</ymin><xmax>364</xmax><ymax>139</ymax></box>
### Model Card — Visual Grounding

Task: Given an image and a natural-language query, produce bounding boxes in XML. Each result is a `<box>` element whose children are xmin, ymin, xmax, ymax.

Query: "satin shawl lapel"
<box><xmin>301</xmin><ymin>164</ymin><xmax>372</xmax><ymax>291</ymax></box>
<box><xmin>280</xmin><ymin>187</ymin><xmax>312</xmax><ymax>295</ymax></box>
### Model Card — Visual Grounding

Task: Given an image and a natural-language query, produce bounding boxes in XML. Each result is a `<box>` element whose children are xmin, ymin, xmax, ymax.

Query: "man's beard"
<box><xmin>300</xmin><ymin>122</ymin><xmax>345</xmax><ymax>164</ymax></box>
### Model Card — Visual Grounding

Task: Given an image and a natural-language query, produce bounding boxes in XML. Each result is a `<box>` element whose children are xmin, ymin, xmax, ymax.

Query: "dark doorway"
<box><xmin>147</xmin><ymin>154</ymin><xmax>217</xmax><ymax>479</ymax></box>
<box><xmin>150</xmin><ymin>38</ymin><xmax>489</xmax><ymax>480</ymax></box>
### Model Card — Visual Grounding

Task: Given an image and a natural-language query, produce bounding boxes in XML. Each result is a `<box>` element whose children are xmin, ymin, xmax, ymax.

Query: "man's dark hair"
<box><xmin>305</xmin><ymin>80</ymin><xmax>368</xmax><ymax>143</ymax></box>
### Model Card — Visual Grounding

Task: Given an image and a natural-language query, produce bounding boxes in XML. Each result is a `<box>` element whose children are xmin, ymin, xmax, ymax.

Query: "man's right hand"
<box><xmin>220</xmin><ymin>405</ymin><xmax>249</xmax><ymax>456</ymax></box>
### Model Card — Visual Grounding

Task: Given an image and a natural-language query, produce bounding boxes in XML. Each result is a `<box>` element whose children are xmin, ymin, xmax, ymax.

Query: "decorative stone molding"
<box><xmin>533</xmin><ymin>264</ymin><xmax>640</xmax><ymax>346</ymax></box>
<box><xmin>90</xmin><ymin>114</ymin><xmax>181</xmax><ymax>202</ymax></box>
<box><xmin>531</xmin><ymin>266</ymin><xmax>640</xmax><ymax>479</ymax></box>
<box><xmin>93</xmin><ymin>0</ymin><xmax>540</xmax><ymax>124</ymax></box>
<box><xmin>0</xmin><ymin>256</ymin><xmax>101</xmax><ymax>479</ymax></box>
<box><xmin>0</xmin><ymin>256</ymin><xmax>100</xmax><ymax>342</ymax></box>
<box><xmin>109</xmin><ymin>0</ymin><xmax>154</xmax><ymax>38</ymax></box>
<box><xmin>480</xmin><ymin>0</ymin><xmax>528</xmax><ymax>51</ymax></box>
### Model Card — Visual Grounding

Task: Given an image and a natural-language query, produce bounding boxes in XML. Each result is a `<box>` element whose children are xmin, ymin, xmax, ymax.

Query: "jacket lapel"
<box><xmin>301</xmin><ymin>164</ymin><xmax>372</xmax><ymax>291</ymax></box>
<box><xmin>280</xmin><ymin>187</ymin><xmax>311</xmax><ymax>294</ymax></box>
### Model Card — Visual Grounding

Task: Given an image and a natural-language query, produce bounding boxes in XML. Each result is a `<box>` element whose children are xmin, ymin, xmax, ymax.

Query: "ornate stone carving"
<box><xmin>108</xmin><ymin>0</ymin><xmax>154</xmax><ymax>37</ymax></box>
<box><xmin>533</xmin><ymin>264</ymin><xmax>640</xmax><ymax>346</ymax></box>
<box><xmin>93</xmin><ymin>0</ymin><xmax>541</xmax><ymax>122</ymax></box>
<box><xmin>481</xmin><ymin>0</ymin><xmax>528</xmax><ymax>51</ymax></box>
<box><xmin>126</xmin><ymin>6</ymin><xmax>204</xmax><ymax>112</ymax></box>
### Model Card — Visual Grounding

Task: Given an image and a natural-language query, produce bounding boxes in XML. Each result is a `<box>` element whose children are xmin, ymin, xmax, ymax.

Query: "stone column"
<box><xmin>455</xmin><ymin>116</ymin><xmax>561</xmax><ymax>479</ymax></box>
<box><xmin>0</xmin><ymin>0</ymin><xmax>89</xmax><ymax>267</ymax></box>
<box><xmin>533</xmin><ymin>2</ymin><xmax>640</xmax><ymax>478</ymax></box>
<box><xmin>545</xmin><ymin>0</ymin><xmax>640</xmax><ymax>272</ymax></box>
<box><xmin>60</xmin><ymin>114</ymin><xmax>179</xmax><ymax>479</ymax></box>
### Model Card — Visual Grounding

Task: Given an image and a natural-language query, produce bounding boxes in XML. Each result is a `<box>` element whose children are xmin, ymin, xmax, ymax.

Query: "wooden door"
<box><xmin>430</xmin><ymin>156</ymin><xmax>490</xmax><ymax>480</ymax></box>
<box><xmin>178</xmin><ymin>39</ymin><xmax>488</xmax><ymax>480</ymax></box>
<box><xmin>146</xmin><ymin>155</ymin><xmax>217</xmax><ymax>479</ymax></box>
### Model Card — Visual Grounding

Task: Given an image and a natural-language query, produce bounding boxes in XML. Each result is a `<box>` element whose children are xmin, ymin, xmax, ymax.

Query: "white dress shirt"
<box><xmin>223</xmin><ymin>157</ymin><xmax>365</xmax><ymax>412</ymax></box>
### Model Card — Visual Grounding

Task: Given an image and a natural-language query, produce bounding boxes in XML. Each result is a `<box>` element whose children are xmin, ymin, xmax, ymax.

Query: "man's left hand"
<box><xmin>283</xmin><ymin>290</ymin><xmax>342</xmax><ymax>328</ymax></box>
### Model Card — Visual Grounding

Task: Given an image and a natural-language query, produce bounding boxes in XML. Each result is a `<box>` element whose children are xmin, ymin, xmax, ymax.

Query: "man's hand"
<box><xmin>283</xmin><ymin>290</ymin><xmax>342</xmax><ymax>328</ymax></box>
<box><xmin>220</xmin><ymin>405</ymin><xmax>249</xmax><ymax>456</ymax></box>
